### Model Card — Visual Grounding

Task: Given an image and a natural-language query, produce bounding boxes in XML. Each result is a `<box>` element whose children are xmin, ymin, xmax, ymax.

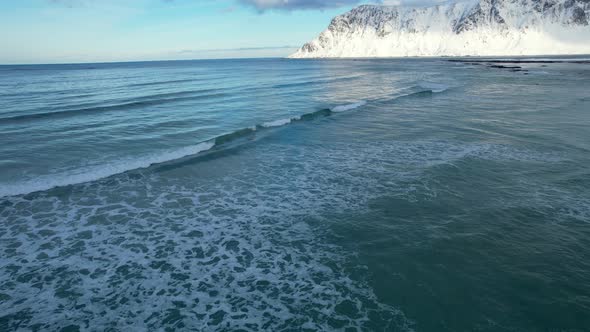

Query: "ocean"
<box><xmin>1</xmin><ymin>57</ymin><xmax>589</xmax><ymax>331</ymax></box>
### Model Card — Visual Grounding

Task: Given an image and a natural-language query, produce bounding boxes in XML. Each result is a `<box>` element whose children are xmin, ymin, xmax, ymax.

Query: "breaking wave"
<box><xmin>0</xmin><ymin>93</ymin><xmax>432</xmax><ymax>198</ymax></box>
<box><xmin>331</xmin><ymin>100</ymin><xmax>367</xmax><ymax>112</ymax></box>
<box><xmin>260</xmin><ymin>101</ymin><xmax>367</xmax><ymax>129</ymax></box>
<box><xmin>0</xmin><ymin>86</ymin><xmax>457</xmax><ymax>198</ymax></box>
<box><xmin>0</xmin><ymin>142</ymin><xmax>216</xmax><ymax>198</ymax></box>
<box><xmin>0</xmin><ymin>101</ymin><xmax>365</xmax><ymax>198</ymax></box>
<box><xmin>416</xmin><ymin>82</ymin><xmax>450</xmax><ymax>93</ymax></box>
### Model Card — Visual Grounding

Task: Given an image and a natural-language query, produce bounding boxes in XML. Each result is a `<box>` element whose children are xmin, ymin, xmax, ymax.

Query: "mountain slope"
<box><xmin>290</xmin><ymin>0</ymin><xmax>590</xmax><ymax>58</ymax></box>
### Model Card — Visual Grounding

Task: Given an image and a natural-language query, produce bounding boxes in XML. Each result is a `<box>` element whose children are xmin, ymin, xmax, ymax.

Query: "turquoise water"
<box><xmin>1</xmin><ymin>58</ymin><xmax>589</xmax><ymax>331</ymax></box>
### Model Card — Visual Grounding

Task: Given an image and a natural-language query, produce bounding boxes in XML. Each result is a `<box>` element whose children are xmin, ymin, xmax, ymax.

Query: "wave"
<box><xmin>270</xmin><ymin>75</ymin><xmax>364</xmax><ymax>89</ymax></box>
<box><xmin>0</xmin><ymin>91</ymin><xmax>443</xmax><ymax>198</ymax></box>
<box><xmin>330</xmin><ymin>101</ymin><xmax>367</xmax><ymax>112</ymax></box>
<box><xmin>259</xmin><ymin>101</ymin><xmax>366</xmax><ymax>129</ymax></box>
<box><xmin>127</xmin><ymin>78</ymin><xmax>207</xmax><ymax>87</ymax></box>
<box><xmin>372</xmin><ymin>86</ymin><xmax>449</xmax><ymax>104</ymax></box>
<box><xmin>261</xmin><ymin>118</ymin><xmax>295</xmax><ymax>128</ymax></box>
<box><xmin>2</xmin><ymin>89</ymin><xmax>453</xmax><ymax>198</ymax></box>
<box><xmin>0</xmin><ymin>141</ymin><xmax>215</xmax><ymax>198</ymax></box>
<box><xmin>0</xmin><ymin>101</ymin><xmax>368</xmax><ymax>198</ymax></box>
<box><xmin>213</xmin><ymin>127</ymin><xmax>259</xmax><ymax>146</ymax></box>
<box><xmin>0</xmin><ymin>90</ymin><xmax>227</xmax><ymax>123</ymax></box>
<box><xmin>416</xmin><ymin>82</ymin><xmax>450</xmax><ymax>93</ymax></box>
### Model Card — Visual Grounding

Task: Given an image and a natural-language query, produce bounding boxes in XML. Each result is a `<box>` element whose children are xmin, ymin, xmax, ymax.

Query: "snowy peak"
<box><xmin>453</xmin><ymin>0</ymin><xmax>508</xmax><ymax>33</ymax></box>
<box><xmin>290</xmin><ymin>0</ymin><xmax>590</xmax><ymax>57</ymax></box>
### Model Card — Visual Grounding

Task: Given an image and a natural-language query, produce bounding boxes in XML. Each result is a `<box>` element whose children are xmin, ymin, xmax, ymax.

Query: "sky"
<box><xmin>0</xmin><ymin>0</ymin><xmax>433</xmax><ymax>64</ymax></box>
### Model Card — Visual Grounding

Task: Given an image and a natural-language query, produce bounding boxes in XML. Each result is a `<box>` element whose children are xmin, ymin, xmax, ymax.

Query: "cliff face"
<box><xmin>290</xmin><ymin>0</ymin><xmax>590</xmax><ymax>58</ymax></box>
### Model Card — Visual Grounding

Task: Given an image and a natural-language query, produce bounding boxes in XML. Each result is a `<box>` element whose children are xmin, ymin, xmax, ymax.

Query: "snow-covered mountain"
<box><xmin>289</xmin><ymin>0</ymin><xmax>590</xmax><ymax>57</ymax></box>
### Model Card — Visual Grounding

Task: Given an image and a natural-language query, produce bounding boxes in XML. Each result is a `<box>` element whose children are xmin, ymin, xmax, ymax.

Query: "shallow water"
<box><xmin>1</xmin><ymin>58</ymin><xmax>589</xmax><ymax>331</ymax></box>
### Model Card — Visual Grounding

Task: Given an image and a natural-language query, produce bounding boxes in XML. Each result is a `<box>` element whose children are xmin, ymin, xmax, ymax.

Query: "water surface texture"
<box><xmin>1</xmin><ymin>58</ymin><xmax>589</xmax><ymax>331</ymax></box>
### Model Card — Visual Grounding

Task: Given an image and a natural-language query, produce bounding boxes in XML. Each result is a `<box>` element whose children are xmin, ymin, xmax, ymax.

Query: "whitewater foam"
<box><xmin>0</xmin><ymin>139</ymin><xmax>421</xmax><ymax>331</ymax></box>
<box><xmin>0</xmin><ymin>91</ymin><xmax>458</xmax><ymax>199</ymax></box>
<box><xmin>331</xmin><ymin>101</ymin><xmax>367</xmax><ymax>112</ymax></box>
<box><xmin>0</xmin><ymin>141</ymin><xmax>215</xmax><ymax>198</ymax></box>
<box><xmin>2</xmin><ymin>102</ymin><xmax>369</xmax><ymax>198</ymax></box>
<box><xmin>261</xmin><ymin>117</ymin><xmax>297</xmax><ymax>128</ymax></box>
<box><xmin>0</xmin><ymin>88</ymin><xmax>466</xmax><ymax>199</ymax></box>
<box><xmin>0</xmin><ymin>136</ymin><xmax>575</xmax><ymax>330</ymax></box>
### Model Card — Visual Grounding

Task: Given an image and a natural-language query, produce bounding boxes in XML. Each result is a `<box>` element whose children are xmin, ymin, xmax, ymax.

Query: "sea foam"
<box><xmin>261</xmin><ymin>117</ymin><xmax>297</xmax><ymax>128</ymax></box>
<box><xmin>0</xmin><ymin>141</ymin><xmax>215</xmax><ymax>198</ymax></box>
<box><xmin>331</xmin><ymin>101</ymin><xmax>367</xmax><ymax>112</ymax></box>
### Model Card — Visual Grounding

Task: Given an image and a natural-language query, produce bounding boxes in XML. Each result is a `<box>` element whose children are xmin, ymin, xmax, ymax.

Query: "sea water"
<box><xmin>1</xmin><ymin>58</ymin><xmax>589</xmax><ymax>331</ymax></box>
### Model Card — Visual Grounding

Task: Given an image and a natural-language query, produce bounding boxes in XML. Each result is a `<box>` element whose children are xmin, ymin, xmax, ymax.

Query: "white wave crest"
<box><xmin>0</xmin><ymin>141</ymin><xmax>215</xmax><ymax>198</ymax></box>
<box><xmin>261</xmin><ymin>117</ymin><xmax>297</xmax><ymax>128</ymax></box>
<box><xmin>417</xmin><ymin>82</ymin><xmax>449</xmax><ymax>93</ymax></box>
<box><xmin>331</xmin><ymin>100</ymin><xmax>367</xmax><ymax>112</ymax></box>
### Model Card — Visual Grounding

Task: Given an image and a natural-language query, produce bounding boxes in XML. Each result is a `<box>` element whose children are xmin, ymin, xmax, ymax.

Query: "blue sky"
<box><xmin>0</xmin><ymin>0</ymin><xmax>386</xmax><ymax>64</ymax></box>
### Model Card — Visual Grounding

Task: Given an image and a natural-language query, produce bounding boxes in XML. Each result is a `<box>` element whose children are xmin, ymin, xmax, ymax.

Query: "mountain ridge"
<box><xmin>290</xmin><ymin>0</ymin><xmax>590</xmax><ymax>58</ymax></box>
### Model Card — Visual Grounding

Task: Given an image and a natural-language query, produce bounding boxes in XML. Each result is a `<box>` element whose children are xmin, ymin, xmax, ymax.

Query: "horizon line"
<box><xmin>0</xmin><ymin>56</ymin><xmax>296</xmax><ymax>66</ymax></box>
